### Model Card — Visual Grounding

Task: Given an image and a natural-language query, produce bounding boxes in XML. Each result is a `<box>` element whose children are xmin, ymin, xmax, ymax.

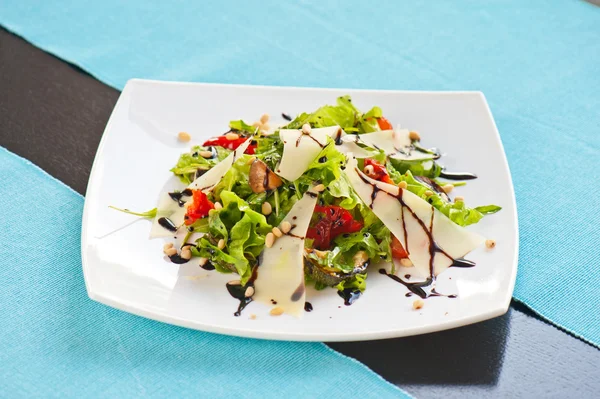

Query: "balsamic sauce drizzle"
<box><xmin>338</xmin><ymin>289</ymin><xmax>362</xmax><ymax>306</ymax></box>
<box><xmin>226</xmin><ymin>283</ymin><xmax>252</xmax><ymax>317</ymax></box>
<box><xmin>168</xmin><ymin>254</ymin><xmax>190</xmax><ymax>264</ymax></box>
<box><xmin>295</xmin><ymin>129</ymin><xmax>326</xmax><ymax>148</ymax></box>
<box><xmin>158</xmin><ymin>217</ymin><xmax>177</xmax><ymax>232</ymax></box>
<box><xmin>355</xmin><ymin>167</ymin><xmax>473</xmax><ymax>299</ymax></box>
<box><xmin>439</xmin><ymin>170</ymin><xmax>478</xmax><ymax>180</ymax></box>
<box><xmin>168</xmin><ymin>188</ymin><xmax>193</xmax><ymax>207</ymax></box>
<box><xmin>201</xmin><ymin>262</ymin><xmax>216</xmax><ymax>271</ymax></box>
<box><xmin>226</xmin><ymin>266</ymin><xmax>259</xmax><ymax>316</ymax></box>
<box><xmin>282</xmin><ymin>113</ymin><xmax>292</xmax><ymax>121</ymax></box>
<box><xmin>304</xmin><ymin>302</ymin><xmax>313</xmax><ymax>312</ymax></box>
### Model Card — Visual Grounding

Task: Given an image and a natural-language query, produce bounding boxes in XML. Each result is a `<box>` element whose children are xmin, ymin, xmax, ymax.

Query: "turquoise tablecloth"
<box><xmin>0</xmin><ymin>147</ymin><xmax>409</xmax><ymax>398</ymax></box>
<box><xmin>1</xmin><ymin>0</ymin><xmax>600</xmax><ymax>395</ymax></box>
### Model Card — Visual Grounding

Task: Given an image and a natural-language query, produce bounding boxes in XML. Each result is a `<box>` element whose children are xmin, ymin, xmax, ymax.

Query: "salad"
<box><xmin>113</xmin><ymin>96</ymin><xmax>501</xmax><ymax>317</ymax></box>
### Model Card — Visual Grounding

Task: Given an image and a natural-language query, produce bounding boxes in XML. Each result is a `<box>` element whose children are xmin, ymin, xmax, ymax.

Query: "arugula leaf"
<box><xmin>474</xmin><ymin>205</ymin><xmax>502</xmax><ymax>215</ymax></box>
<box><xmin>171</xmin><ymin>145</ymin><xmax>230</xmax><ymax>184</ymax></box>
<box><xmin>108</xmin><ymin>206</ymin><xmax>157</xmax><ymax>218</ymax></box>
<box><xmin>254</xmin><ymin>135</ymin><xmax>283</xmax><ymax>171</ymax></box>
<box><xmin>395</xmin><ymin>170</ymin><xmax>498</xmax><ymax>226</ymax></box>
<box><xmin>388</xmin><ymin>158</ymin><xmax>444</xmax><ymax>180</ymax></box>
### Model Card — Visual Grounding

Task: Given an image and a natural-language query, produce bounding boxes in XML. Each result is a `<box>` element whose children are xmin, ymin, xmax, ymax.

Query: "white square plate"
<box><xmin>82</xmin><ymin>79</ymin><xmax>518</xmax><ymax>342</ymax></box>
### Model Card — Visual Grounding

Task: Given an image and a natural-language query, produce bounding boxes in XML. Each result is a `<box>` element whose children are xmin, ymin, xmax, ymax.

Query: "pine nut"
<box><xmin>265</xmin><ymin>233</ymin><xmax>275</xmax><ymax>248</ymax></box>
<box><xmin>400</xmin><ymin>258</ymin><xmax>413</xmax><ymax>267</ymax></box>
<box><xmin>249</xmin><ymin>314</ymin><xmax>257</xmax><ymax>320</ymax></box>
<box><xmin>245</xmin><ymin>286</ymin><xmax>255</xmax><ymax>298</ymax></box>
<box><xmin>270</xmin><ymin>307</ymin><xmax>285</xmax><ymax>316</ymax></box>
<box><xmin>214</xmin><ymin>202</ymin><xmax>223</xmax><ymax>210</ymax></box>
<box><xmin>165</xmin><ymin>247</ymin><xmax>178</xmax><ymax>256</ymax></box>
<box><xmin>199</xmin><ymin>150</ymin><xmax>213</xmax><ymax>158</ymax></box>
<box><xmin>260</xmin><ymin>114</ymin><xmax>270</xmax><ymax>124</ymax></box>
<box><xmin>301</xmin><ymin>123</ymin><xmax>312</xmax><ymax>134</ymax></box>
<box><xmin>442</xmin><ymin>184</ymin><xmax>454</xmax><ymax>193</ymax></box>
<box><xmin>228</xmin><ymin>280</ymin><xmax>241</xmax><ymax>286</ymax></box>
<box><xmin>409</xmin><ymin>131</ymin><xmax>421</xmax><ymax>141</ymax></box>
<box><xmin>413</xmin><ymin>299</ymin><xmax>424</xmax><ymax>310</ymax></box>
<box><xmin>217</xmin><ymin>239</ymin><xmax>225</xmax><ymax>250</ymax></box>
<box><xmin>163</xmin><ymin>242</ymin><xmax>174</xmax><ymax>251</ymax></box>
<box><xmin>180</xmin><ymin>249</ymin><xmax>192</xmax><ymax>260</ymax></box>
<box><xmin>178</xmin><ymin>132</ymin><xmax>191</xmax><ymax>142</ymax></box>
<box><xmin>485</xmin><ymin>239</ymin><xmax>496</xmax><ymax>249</ymax></box>
<box><xmin>398</xmin><ymin>181</ymin><xmax>408</xmax><ymax>189</ymax></box>
<box><xmin>313</xmin><ymin>184</ymin><xmax>325</xmax><ymax>192</ymax></box>
<box><xmin>199</xmin><ymin>257</ymin><xmax>208</xmax><ymax>266</ymax></box>
<box><xmin>272</xmin><ymin>227</ymin><xmax>283</xmax><ymax>237</ymax></box>
<box><xmin>455</xmin><ymin>196</ymin><xmax>464</xmax><ymax>202</ymax></box>
<box><xmin>424</xmin><ymin>190</ymin><xmax>434</xmax><ymax>197</ymax></box>
<box><xmin>262</xmin><ymin>202</ymin><xmax>272</xmax><ymax>215</ymax></box>
<box><xmin>225</xmin><ymin>132</ymin><xmax>240</xmax><ymax>141</ymax></box>
<box><xmin>261</xmin><ymin>123</ymin><xmax>271</xmax><ymax>132</ymax></box>
<box><xmin>280</xmin><ymin>221</ymin><xmax>292</xmax><ymax>234</ymax></box>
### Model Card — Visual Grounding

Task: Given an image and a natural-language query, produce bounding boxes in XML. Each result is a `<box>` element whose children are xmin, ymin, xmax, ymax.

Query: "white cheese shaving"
<box><xmin>150</xmin><ymin>138</ymin><xmax>252</xmax><ymax>238</ymax></box>
<box><xmin>344</xmin><ymin>156</ymin><xmax>484</xmax><ymax>277</ymax></box>
<box><xmin>253</xmin><ymin>188</ymin><xmax>319</xmax><ymax>317</ymax></box>
<box><xmin>276</xmin><ymin>126</ymin><xmax>340</xmax><ymax>181</ymax></box>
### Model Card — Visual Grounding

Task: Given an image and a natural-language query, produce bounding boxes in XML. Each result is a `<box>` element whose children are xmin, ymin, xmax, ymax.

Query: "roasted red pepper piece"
<box><xmin>364</xmin><ymin>159</ymin><xmax>394</xmax><ymax>185</ymax></box>
<box><xmin>391</xmin><ymin>235</ymin><xmax>409</xmax><ymax>259</ymax></box>
<box><xmin>203</xmin><ymin>136</ymin><xmax>256</xmax><ymax>154</ymax></box>
<box><xmin>184</xmin><ymin>190</ymin><xmax>215</xmax><ymax>225</ymax></box>
<box><xmin>307</xmin><ymin>205</ymin><xmax>364</xmax><ymax>250</ymax></box>
<box><xmin>377</xmin><ymin>116</ymin><xmax>393</xmax><ymax>130</ymax></box>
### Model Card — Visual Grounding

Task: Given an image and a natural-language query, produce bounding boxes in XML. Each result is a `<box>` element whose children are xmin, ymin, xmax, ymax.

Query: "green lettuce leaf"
<box><xmin>397</xmin><ymin>171</ymin><xmax>499</xmax><ymax>226</ymax></box>
<box><xmin>229</xmin><ymin>119</ymin><xmax>258</xmax><ymax>134</ymax></box>
<box><xmin>335</xmin><ymin>273</ymin><xmax>367</xmax><ymax>293</ymax></box>
<box><xmin>284</xmin><ymin>95</ymin><xmax>381</xmax><ymax>133</ymax></box>
<box><xmin>192</xmin><ymin>191</ymin><xmax>272</xmax><ymax>284</ymax></box>
<box><xmin>211</xmin><ymin>154</ymin><xmax>254</xmax><ymax>201</ymax></box>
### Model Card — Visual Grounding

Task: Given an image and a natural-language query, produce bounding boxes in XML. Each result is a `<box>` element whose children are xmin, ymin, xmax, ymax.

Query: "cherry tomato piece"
<box><xmin>185</xmin><ymin>190</ymin><xmax>215</xmax><ymax>225</ymax></box>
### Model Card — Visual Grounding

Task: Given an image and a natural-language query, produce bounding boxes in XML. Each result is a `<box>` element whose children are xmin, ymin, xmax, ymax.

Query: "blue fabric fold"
<box><xmin>0</xmin><ymin>147</ymin><xmax>410</xmax><ymax>398</ymax></box>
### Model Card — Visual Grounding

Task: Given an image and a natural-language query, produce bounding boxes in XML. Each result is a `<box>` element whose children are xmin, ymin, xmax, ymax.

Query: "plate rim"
<box><xmin>81</xmin><ymin>79</ymin><xmax>519</xmax><ymax>342</ymax></box>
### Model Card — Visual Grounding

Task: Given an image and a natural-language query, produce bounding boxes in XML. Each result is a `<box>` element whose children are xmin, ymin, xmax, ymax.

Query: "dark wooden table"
<box><xmin>1</xmin><ymin>27</ymin><xmax>599</xmax><ymax>398</ymax></box>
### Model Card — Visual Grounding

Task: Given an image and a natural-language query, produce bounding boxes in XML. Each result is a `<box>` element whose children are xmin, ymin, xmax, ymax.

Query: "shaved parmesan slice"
<box><xmin>276</xmin><ymin>126</ymin><xmax>340</xmax><ymax>181</ymax></box>
<box><xmin>344</xmin><ymin>156</ymin><xmax>484</xmax><ymax>277</ymax></box>
<box><xmin>149</xmin><ymin>192</ymin><xmax>189</xmax><ymax>238</ymax></box>
<box><xmin>188</xmin><ymin>138</ymin><xmax>252</xmax><ymax>192</ymax></box>
<box><xmin>253</xmin><ymin>188</ymin><xmax>318</xmax><ymax>317</ymax></box>
<box><xmin>150</xmin><ymin>138</ymin><xmax>252</xmax><ymax>238</ymax></box>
